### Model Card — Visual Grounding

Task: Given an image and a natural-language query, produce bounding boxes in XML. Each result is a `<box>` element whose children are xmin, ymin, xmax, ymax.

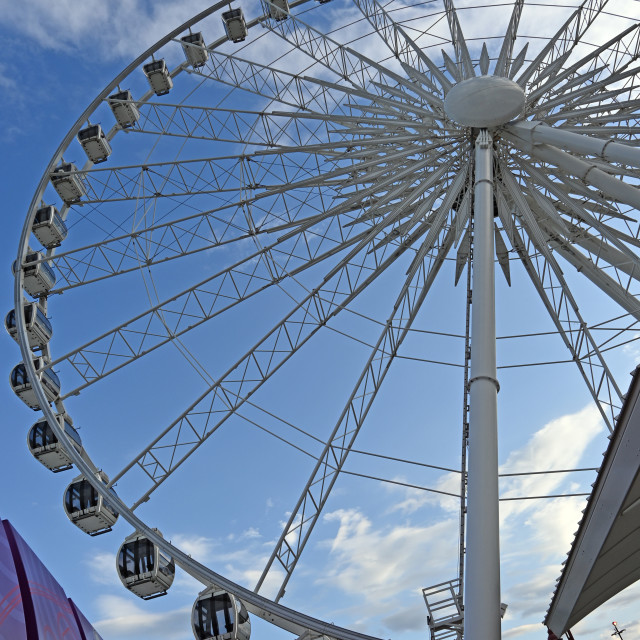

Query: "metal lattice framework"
<box><xmin>10</xmin><ymin>0</ymin><xmax>640</xmax><ymax>638</ymax></box>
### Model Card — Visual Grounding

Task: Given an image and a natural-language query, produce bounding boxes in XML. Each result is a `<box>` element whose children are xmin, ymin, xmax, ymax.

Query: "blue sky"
<box><xmin>1</xmin><ymin>1</ymin><xmax>640</xmax><ymax>640</ymax></box>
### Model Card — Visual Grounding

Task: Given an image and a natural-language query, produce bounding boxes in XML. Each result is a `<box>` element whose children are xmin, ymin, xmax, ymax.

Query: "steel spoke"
<box><xmin>255</xmin><ymin>196</ymin><xmax>460</xmax><ymax>602</ymax></box>
<box><xmin>113</xmin><ymin>211</ymin><xmax>430</xmax><ymax>506</ymax></box>
<box><xmin>516</xmin><ymin>0</ymin><xmax>610</xmax><ymax>89</ymax></box>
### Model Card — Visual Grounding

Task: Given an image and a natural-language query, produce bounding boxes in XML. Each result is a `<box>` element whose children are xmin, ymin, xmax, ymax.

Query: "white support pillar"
<box><xmin>464</xmin><ymin>129</ymin><xmax>501</xmax><ymax>640</ymax></box>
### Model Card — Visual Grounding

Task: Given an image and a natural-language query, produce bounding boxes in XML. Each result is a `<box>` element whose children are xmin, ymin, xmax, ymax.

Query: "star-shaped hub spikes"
<box><xmin>297</xmin><ymin>1</ymin><xmax>640</xmax><ymax>320</ymax></box>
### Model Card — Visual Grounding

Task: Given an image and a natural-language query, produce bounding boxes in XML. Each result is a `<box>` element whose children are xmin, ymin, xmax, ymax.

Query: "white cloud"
<box><xmin>241</xmin><ymin>526</ymin><xmax>261</xmax><ymax>539</ymax></box>
<box><xmin>382</xmin><ymin>605</ymin><xmax>428</xmax><ymax>633</ymax></box>
<box><xmin>387</xmin><ymin>404</ymin><xmax>602</xmax><ymax>527</ymax></box>
<box><xmin>303</xmin><ymin>404</ymin><xmax>607</xmax><ymax>639</ymax></box>
<box><xmin>622</xmin><ymin>333</ymin><xmax>640</xmax><ymax>361</ymax></box>
<box><xmin>94</xmin><ymin>594</ymin><xmax>192</xmax><ymax>640</ymax></box>
<box><xmin>318</xmin><ymin>507</ymin><xmax>458</xmax><ymax>625</ymax></box>
<box><xmin>523</xmin><ymin>495</ymin><xmax>586</xmax><ymax>561</ymax></box>
<box><xmin>388</xmin><ymin>471</ymin><xmax>461</xmax><ymax>515</ymax></box>
<box><xmin>503</xmin><ymin>622</ymin><xmax>547</xmax><ymax>639</ymax></box>
<box><xmin>170</xmin><ymin>533</ymin><xmax>217</xmax><ymax>561</ymax></box>
<box><xmin>499</xmin><ymin>404</ymin><xmax>603</xmax><ymax>525</ymax></box>
<box><xmin>86</xmin><ymin>551</ymin><xmax>122</xmax><ymax>588</ymax></box>
<box><xmin>493</xmin><ymin>405</ymin><xmax>604</xmax><ymax>627</ymax></box>
<box><xmin>503</xmin><ymin>564</ymin><xmax>564</xmax><ymax>619</ymax></box>
<box><xmin>0</xmin><ymin>0</ymin><xmax>213</xmax><ymax>61</ymax></box>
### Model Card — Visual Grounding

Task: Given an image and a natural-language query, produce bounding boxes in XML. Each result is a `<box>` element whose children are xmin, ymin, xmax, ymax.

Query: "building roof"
<box><xmin>545</xmin><ymin>366</ymin><xmax>640</xmax><ymax>635</ymax></box>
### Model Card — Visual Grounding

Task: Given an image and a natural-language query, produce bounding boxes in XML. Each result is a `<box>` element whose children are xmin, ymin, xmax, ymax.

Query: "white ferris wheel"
<box><xmin>8</xmin><ymin>0</ymin><xmax>640</xmax><ymax>638</ymax></box>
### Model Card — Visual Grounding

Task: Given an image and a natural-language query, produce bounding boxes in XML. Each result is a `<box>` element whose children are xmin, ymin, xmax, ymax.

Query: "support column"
<box><xmin>464</xmin><ymin>129</ymin><xmax>501</xmax><ymax>640</ymax></box>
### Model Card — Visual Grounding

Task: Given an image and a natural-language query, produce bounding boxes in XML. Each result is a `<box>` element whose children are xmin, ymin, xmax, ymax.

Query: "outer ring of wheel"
<box><xmin>13</xmin><ymin>4</ymin><xmax>382</xmax><ymax>639</ymax></box>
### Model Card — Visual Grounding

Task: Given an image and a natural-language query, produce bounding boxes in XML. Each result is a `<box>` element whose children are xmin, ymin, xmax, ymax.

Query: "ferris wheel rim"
<box><xmin>12</xmin><ymin>0</ymin><xmax>640</xmax><ymax>637</ymax></box>
<box><xmin>12</xmin><ymin>2</ymin><xmax>391</xmax><ymax>638</ymax></box>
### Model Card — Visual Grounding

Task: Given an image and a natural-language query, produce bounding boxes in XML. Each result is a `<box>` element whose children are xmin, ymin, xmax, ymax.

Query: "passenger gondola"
<box><xmin>117</xmin><ymin>530</ymin><xmax>175</xmax><ymax>599</ymax></box>
<box><xmin>77</xmin><ymin>124</ymin><xmax>112</xmax><ymax>164</ymax></box>
<box><xmin>32</xmin><ymin>205</ymin><xmax>68</xmax><ymax>248</ymax></box>
<box><xmin>221</xmin><ymin>8</ymin><xmax>248</xmax><ymax>43</ymax></box>
<box><xmin>192</xmin><ymin>589</ymin><xmax>251</xmax><ymax>640</ymax></box>
<box><xmin>50</xmin><ymin>162</ymin><xmax>85</xmax><ymax>204</ymax></box>
<box><xmin>265</xmin><ymin>0</ymin><xmax>289</xmax><ymax>20</ymax></box>
<box><xmin>5</xmin><ymin>302</ymin><xmax>53</xmax><ymax>349</ymax></box>
<box><xmin>108</xmin><ymin>90</ymin><xmax>140</xmax><ymax>128</ymax></box>
<box><xmin>10</xmin><ymin>358</ymin><xmax>60</xmax><ymax>410</ymax></box>
<box><xmin>181</xmin><ymin>32</ymin><xmax>209</xmax><ymax>68</ymax></box>
<box><xmin>28</xmin><ymin>414</ymin><xmax>83</xmax><ymax>472</ymax></box>
<box><xmin>63</xmin><ymin>471</ymin><xmax>119</xmax><ymax>535</ymax></box>
<box><xmin>143</xmin><ymin>59</ymin><xmax>173</xmax><ymax>96</ymax></box>
<box><xmin>12</xmin><ymin>251</ymin><xmax>56</xmax><ymax>297</ymax></box>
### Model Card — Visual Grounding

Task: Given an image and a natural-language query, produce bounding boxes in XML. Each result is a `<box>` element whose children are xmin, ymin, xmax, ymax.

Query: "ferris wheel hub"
<box><xmin>444</xmin><ymin>75</ymin><xmax>525</xmax><ymax>128</ymax></box>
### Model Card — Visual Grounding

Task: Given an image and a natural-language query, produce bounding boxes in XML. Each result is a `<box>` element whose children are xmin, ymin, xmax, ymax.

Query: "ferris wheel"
<box><xmin>8</xmin><ymin>0</ymin><xmax>640</xmax><ymax>638</ymax></box>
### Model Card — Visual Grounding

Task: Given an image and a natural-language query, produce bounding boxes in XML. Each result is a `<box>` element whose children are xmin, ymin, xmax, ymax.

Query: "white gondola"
<box><xmin>143</xmin><ymin>59</ymin><xmax>173</xmax><ymax>96</ymax></box>
<box><xmin>27</xmin><ymin>414</ymin><xmax>83</xmax><ymax>472</ymax></box>
<box><xmin>221</xmin><ymin>8</ymin><xmax>248</xmax><ymax>43</ymax></box>
<box><xmin>63</xmin><ymin>470</ymin><xmax>119</xmax><ymax>535</ymax></box>
<box><xmin>192</xmin><ymin>589</ymin><xmax>251</xmax><ymax>640</ymax></box>
<box><xmin>5</xmin><ymin>302</ymin><xmax>53</xmax><ymax>349</ymax></box>
<box><xmin>77</xmin><ymin>124</ymin><xmax>112</xmax><ymax>164</ymax></box>
<box><xmin>264</xmin><ymin>0</ymin><xmax>289</xmax><ymax>20</ymax></box>
<box><xmin>108</xmin><ymin>90</ymin><xmax>140</xmax><ymax>128</ymax></box>
<box><xmin>32</xmin><ymin>205</ymin><xmax>68</xmax><ymax>248</ymax></box>
<box><xmin>117</xmin><ymin>529</ymin><xmax>175</xmax><ymax>599</ymax></box>
<box><xmin>12</xmin><ymin>251</ymin><xmax>56</xmax><ymax>297</ymax></box>
<box><xmin>10</xmin><ymin>357</ymin><xmax>60</xmax><ymax>410</ymax></box>
<box><xmin>181</xmin><ymin>32</ymin><xmax>209</xmax><ymax>68</ymax></box>
<box><xmin>50</xmin><ymin>162</ymin><xmax>85</xmax><ymax>204</ymax></box>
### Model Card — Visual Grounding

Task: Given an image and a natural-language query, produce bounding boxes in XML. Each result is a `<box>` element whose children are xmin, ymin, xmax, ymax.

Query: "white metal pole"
<box><xmin>464</xmin><ymin>129</ymin><xmax>501</xmax><ymax>640</ymax></box>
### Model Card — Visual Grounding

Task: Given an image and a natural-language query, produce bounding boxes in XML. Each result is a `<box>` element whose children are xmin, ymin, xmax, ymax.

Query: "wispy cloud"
<box><xmin>317</xmin><ymin>507</ymin><xmax>458</xmax><ymax>631</ymax></box>
<box><xmin>308</xmin><ymin>404</ymin><xmax>607</xmax><ymax>639</ymax></box>
<box><xmin>0</xmin><ymin>0</ymin><xmax>214</xmax><ymax>60</ymax></box>
<box><xmin>94</xmin><ymin>595</ymin><xmax>192</xmax><ymax>640</ymax></box>
<box><xmin>0</xmin><ymin>61</ymin><xmax>17</xmax><ymax>90</ymax></box>
<box><xmin>498</xmin><ymin>405</ymin><xmax>604</xmax><ymax>626</ymax></box>
<box><xmin>170</xmin><ymin>533</ymin><xmax>218</xmax><ymax>561</ymax></box>
<box><xmin>86</xmin><ymin>551</ymin><xmax>124</xmax><ymax>589</ymax></box>
<box><xmin>499</xmin><ymin>404</ymin><xmax>602</xmax><ymax>524</ymax></box>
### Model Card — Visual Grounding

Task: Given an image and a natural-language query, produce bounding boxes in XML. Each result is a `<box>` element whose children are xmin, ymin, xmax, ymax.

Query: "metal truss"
<box><xmin>44</xmin><ymin>140</ymin><xmax>456</xmax><ymax>291</ymax></box>
<box><xmin>191</xmin><ymin>50</ymin><xmax>350</xmax><ymax>113</ymax></box>
<box><xmin>528</xmin><ymin>24</ymin><xmax>640</xmax><ymax>116</ymax></box>
<box><xmin>127</xmin><ymin>103</ymin><xmax>339</xmax><ymax>147</ymax></box>
<box><xmin>255</xmin><ymin>187</ymin><xmax>464</xmax><ymax>602</ymax></box>
<box><xmin>114</xmin><ymin>206</ymin><xmax>442</xmax><ymax>507</ymax></box>
<box><xmin>516</xmin><ymin>0</ymin><xmax>610</xmax><ymax>89</ymax></box>
<box><xmin>49</xmin><ymin>139</ymin><xmax>463</xmax><ymax>395</ymax></box>
<box><xmin>515</xmin><ymin>158</ymin><xmax>640</xmax><ymax>270</ymax></box>
<box><xmin>494</xmin><ymin>0</ymin><xmax>525</xmax><ymax>77</ymax></box>
<box><xmin>62</xmin><ymin>153</ymin><xmax>335</xmax><ymax>205</ymax></box>
<box><xmin>350</xmin><ymin>0</ymin><xmax>447</xmax><ymax>94</ymax></box>
<box><xmin>43</xmin><ymin>200</ymin><xmax>315</xmax><ymax>293</ymax></box>
<box><xmin>48</xmin><ymin>214</ymin><xmax>368</xmax><ymax>395</ymax></box>
<box><xmin>497</xmin><ymin>159</ymin><xmax>623</xmax><ymax>432</ymax></box>
<box><xmin>261</xmin><ymin>3</ymin><xmax>444</xmax><ymax>122</ymax></box>
<box><xmin>442</xmin><ymin>0</ymin><xmax>475</xmax><ymax>80</ymax></box>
